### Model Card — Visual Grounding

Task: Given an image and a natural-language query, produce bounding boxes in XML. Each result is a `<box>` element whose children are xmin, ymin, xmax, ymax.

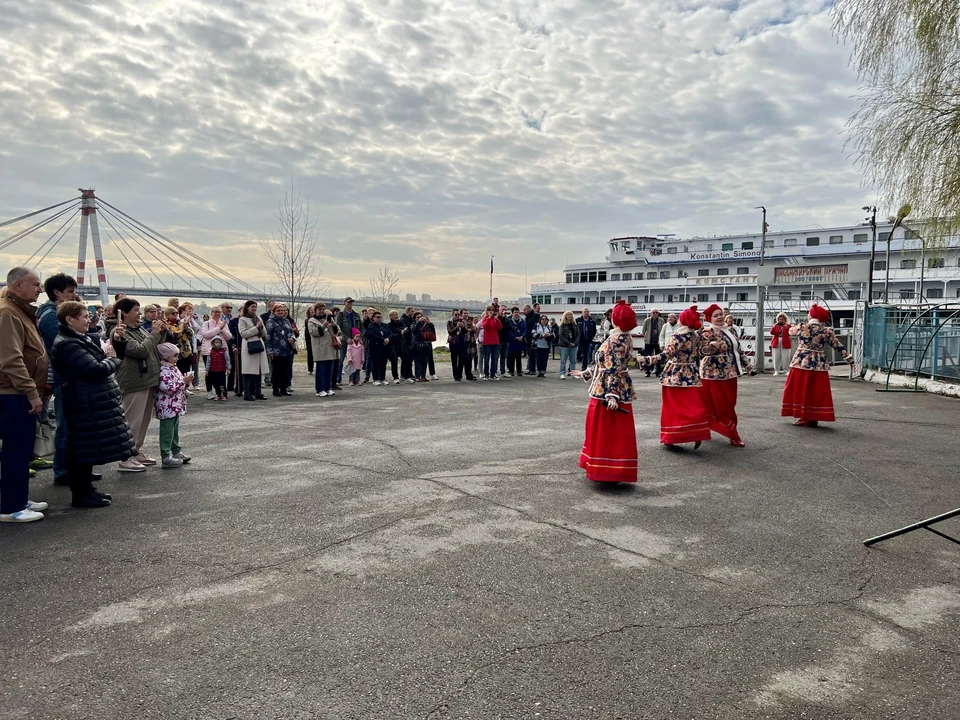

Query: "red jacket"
<box><xmin>480</xmin><ymin>316</ymin><xmax>502</xmax><ymax>345</ymax></box>
<box><xmin>208</xmin><ymin>347</ymin><xmax>229</xmax><ymax>372</ymax></box>
<box><xmin>770</xmin><ymin>323</ymin><xmax>792</xmax><ymax>349</ymax></box>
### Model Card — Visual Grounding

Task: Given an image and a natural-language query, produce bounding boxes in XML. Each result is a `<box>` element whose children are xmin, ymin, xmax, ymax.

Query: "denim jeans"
<box><xmin>482</xmin><ymin>345</ymin><xmax>499</xmax><ymax>378</ymax></box>
<box><xmin>315</xmin><ymin>359</ymin><xmax>334</xmax><ymax>393</ymax></box>
<box><xmin>0</xmin><ymin>394</ymin><xmax>35</xmax><ymax>514</ymax></box>
<box><xmin>558</xmin><ymin>346</ymin><xmax>577</xmax><ymax>376</ymax></box>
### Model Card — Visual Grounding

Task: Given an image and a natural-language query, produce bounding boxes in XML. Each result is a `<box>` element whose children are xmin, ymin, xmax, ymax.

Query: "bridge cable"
<box><xmin>0</xmin><ymin>197</ymin><xmax>79</xmax><ymax>229</ymax></box>
<box><xmin>97</xmin><ymin>198</ymin><xmax>263</xmax><ymax>295</ymax></box>
<box><xmin>98</xmin><ymin>209</ymin><xmax>201</xmax><ymax>291</ymax></box>
<box><xmin>0</xmin><ymin>203</ymin><xmax>81</xmax><ymax>253</ymax></box>
<box><xmin>26</xmin><ymin>208</ymin><xmax>81</xmax><ymax>269</ymax></box>
<box><xmin>95</xmin><ymin>209</ymin><xmax>172</xmax><ymax>291</ymax></box>
<box><xmin>94</xmin><ymin>209</ymin><xmax>151</xmax><ymax>289</ymax></box>
<box><xmin>99</xmin><ymin>206</ymin><xmax>217</xmax><ymax>293</ymax></box>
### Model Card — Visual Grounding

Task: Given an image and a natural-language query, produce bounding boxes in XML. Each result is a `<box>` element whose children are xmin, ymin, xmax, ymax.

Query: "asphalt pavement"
<box><xmin>2</xmin><ymin>367</ymin><xmax>959</xmax><ymax>720</ymax></box>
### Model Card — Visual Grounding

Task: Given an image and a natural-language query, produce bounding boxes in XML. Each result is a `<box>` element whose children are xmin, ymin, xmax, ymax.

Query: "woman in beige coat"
<box><xmin>238</xmin><ymin>300</ymin><xmax>269</xmax><ymax>401</ymax></box>
<box><xmin>308</xmin><ymin>302</ymin><xmax>342</xmax><ymax>397</ymax></box>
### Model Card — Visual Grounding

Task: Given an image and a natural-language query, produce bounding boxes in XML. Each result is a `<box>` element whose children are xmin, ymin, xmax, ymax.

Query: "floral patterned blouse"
<box><xmin>699</xmin><ymin>325</ymin><xmax>750</xmax><ymax>381</ymax></box>
<box><xmin>789</xmin><ymin>321</ymin><xmax>850</xmax><ymax>371</ymax></box>
<box><xmin>585</xmin><ymin>332</ymin><xmax>636</xmax><ymax>403</ymax></box>
<box><xmin>154</xmin><ymin>363</ymin><xmax>187</xmax><ymax>420</ymax></box>
<box><xmin>651</xmin><ymin>328</ymin><xmax>703</xmax><ymax>387</ymax></box>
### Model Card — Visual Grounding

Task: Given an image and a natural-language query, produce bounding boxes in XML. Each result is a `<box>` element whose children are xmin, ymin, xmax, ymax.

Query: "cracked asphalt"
<box><xmin>2</xmin><ymin>369</ymin><xmax>959</xmax><ymax>719</ymax></box>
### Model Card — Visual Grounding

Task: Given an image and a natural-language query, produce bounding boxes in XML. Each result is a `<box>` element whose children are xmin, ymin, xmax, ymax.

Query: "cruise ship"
<box><xmin>529</xmin><ymin>220</ymin><xmax>960</xmax><ymax>360</ymax></box>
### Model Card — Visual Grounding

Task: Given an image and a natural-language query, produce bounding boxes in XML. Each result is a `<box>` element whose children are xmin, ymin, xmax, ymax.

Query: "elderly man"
<box><xmin>335</xmin><ymin>297</ymin><xmax>362</xmax><ymax>384</ymax></box>
<box><xmin>576</xmin><ymin>308</ymin><xmax>597</xmax><ymax>370</ymax></box>
<box><xmin>641</xmin><ymin>308</ymin><xmax>664</xmax><ymax>377</ymax></box>
<box><xmin>0</xmin><ymin>267</ymin><xmax>50</xmax><ymax>522</ymax></box>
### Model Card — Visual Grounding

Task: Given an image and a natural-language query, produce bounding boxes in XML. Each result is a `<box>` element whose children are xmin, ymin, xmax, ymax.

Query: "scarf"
<box><xmin>713</xmin><ymin>322</ymin><xmax>744</xmax><ymax>376</ymax></box>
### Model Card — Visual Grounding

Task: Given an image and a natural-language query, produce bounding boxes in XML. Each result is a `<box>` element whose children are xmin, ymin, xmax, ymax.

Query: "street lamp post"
<box><xmin>863</xmin><ymin>206</ymin><xmax>877</xmax><ymax>305</ymax></box>
<box><xmin>754</xmin><ymin>205</ymin><xmax>768</xmax><ymax>372</ymax></box>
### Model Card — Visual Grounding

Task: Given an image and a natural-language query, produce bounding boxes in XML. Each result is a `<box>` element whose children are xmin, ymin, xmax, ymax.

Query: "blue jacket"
<box><xmin>365</xmin><ymin>322</ymin><xmax>391</xmax><ymax>354</ymax></box>
<box><xmin>507</xmin><ymin>317</ymin><xmax>527</xmax><ymax>354</ymax></box>
<box><xmin>265</xmin><ymin>316</ymin><xmax>295</xmax><ymax>356</ymax></box>
<box><xmin>577</xmin><ymin>316</ymin><xmax>596</xmax><ymax>345</ymax></box>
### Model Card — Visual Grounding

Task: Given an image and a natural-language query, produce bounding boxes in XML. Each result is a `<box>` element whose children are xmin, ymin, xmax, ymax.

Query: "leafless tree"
<box><xmin>366</xmin><ymin>265</ymin><xmax>402</xmax><ymax>315</ymax></box>
<box><xmin>258</xmin><ymin>181</ymin><xmax>325</xmax><ymax>321</ymax></box>
<box><xmin>833</xmin><ymin>0</ymin><xmax>960</xmax><ymax>235</ymax></box>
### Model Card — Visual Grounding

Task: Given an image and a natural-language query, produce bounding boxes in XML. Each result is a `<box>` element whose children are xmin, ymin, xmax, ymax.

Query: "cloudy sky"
<box><xmin>0</xmin><ymin>0</ymin><xmax>873</xmax><ymax>301</ymax></box>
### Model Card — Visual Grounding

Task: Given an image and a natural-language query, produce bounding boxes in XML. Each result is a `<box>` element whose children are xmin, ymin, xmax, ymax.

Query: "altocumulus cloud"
<box><xmin>0</xmin><ymin>0</ymin><xmax>869</xmax><ymax>299</ymax></box>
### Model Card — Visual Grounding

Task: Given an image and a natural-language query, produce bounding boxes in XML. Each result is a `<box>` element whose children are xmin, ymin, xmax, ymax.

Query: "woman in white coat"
<box><xmin>238</xmin><ymin>300</ymin><xmax>269</xmax><ymax>401</ymax></box>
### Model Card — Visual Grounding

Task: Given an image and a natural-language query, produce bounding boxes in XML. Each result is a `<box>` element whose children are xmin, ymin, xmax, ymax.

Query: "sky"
<box><xmin>0</xmin><ymin>0</ymin><xmax>874</xmax><ymax>301</ymax></box>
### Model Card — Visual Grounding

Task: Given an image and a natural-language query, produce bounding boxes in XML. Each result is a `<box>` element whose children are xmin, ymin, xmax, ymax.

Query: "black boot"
<box><xmin>72</xmin><ymin>492</ymin><xmax>111</xmax><ymax>509</ymax></box>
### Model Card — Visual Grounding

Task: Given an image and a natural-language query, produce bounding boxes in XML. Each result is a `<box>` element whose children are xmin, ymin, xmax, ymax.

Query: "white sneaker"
<box><xmin>185</xmin><ymin>389</ymin><xmax>194</xmax><ymax>396</ymax></box>
<box><xmin>287</xmin><ymin>388</ymin><xmax>294</xmax><ymax>394</ymax></box>
<box><xmin>431</xmin><ymin>375</ymin><xmax>439</xmax><ymax>380</ymax></box>
<box><xmin>207</xmin><ymin>391</ymin><xmax>216</xmax><ymax>400</ymax></box>
<box><xmin>118</xmin><ymin>459</ymin><xmax>146</xmax><ymax>473</ymax></box>
<box><xmin>482</xmin><ymin>376</ymin><xmax>488</xmax><ymax>381</ymax></box>
<box><xmin>406</xmin><ymin>378</ymin><xmax>416</xmax><ymax>384</ymax></box>
<box><xmin>393</xmin><ymin>379</ymin><xmax>400</xmax><ymax>384</ymax></box>
<box><xmin>316</xmin><ymin>391</ymin><xmax>328</xmax><ymax>397</ymax></box>
<box><xmin>27</xmin><ymin>500</ymin><xmax>49</xmax><ymax>512</ymax></box>
<box><xmin>0</xmin><ymin>508</ymin><xmax>44</xmax><ymax>523</ymax></box>
<box><xmin>559</xmin><ymin>374</ymin><xmax>566</xmax><ymax>380</ymax></box>
<box><xmin>506</xmin><ymin>373</ymin><xmax>513</xmax><ymax>377</ymax></box>
<box><xmin>374</xmin><ymin>381</ymin><xmax>382</xmax><ymax>386</ymax></box>
<box><xmin>493</xmin><ymin>375</ymin><xmax>500</xmax><ymax>381</ymax></box>
<box><xmin>327</xmin><ymin>390</ymin><xmax>335</xmax><ymax>396</ymax></box>
<box><xmin>773</xmin><ymin>371</ymin><xmax>779</xmax><ymax>376</ymax></box>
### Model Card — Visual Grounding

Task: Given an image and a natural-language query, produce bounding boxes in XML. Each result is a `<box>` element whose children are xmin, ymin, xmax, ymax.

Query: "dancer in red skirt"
<box><xmin>699</xmin><ymin>304</ymin><xmax>752</xmax><ymax>447</ymax></box>
<box><xmin>781</xmin><ymin>304</ymin><xmax>853</xmax><ymax>426</ymax></box>
<box><xmin>641</xmin><ymin>305</ymin><xmax>711</xmax><ymax>449</ymax></box>
<box><xmin>573</xmin><ymin>300</ymin><xmax>638</xmax><ymax>483</ymax></box>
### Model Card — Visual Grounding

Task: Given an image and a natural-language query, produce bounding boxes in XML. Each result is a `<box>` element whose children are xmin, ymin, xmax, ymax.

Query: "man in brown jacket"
<box><xmin>0</xmin><ymin>267</ymin><xmax>49</xmax><ymax>523</ymax></box>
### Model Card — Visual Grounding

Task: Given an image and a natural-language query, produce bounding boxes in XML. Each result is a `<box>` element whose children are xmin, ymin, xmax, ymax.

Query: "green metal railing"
<box><xmin>862</xmin><ymin>302</ymin><xmax>960</xmax><ymax>391</ymax></box>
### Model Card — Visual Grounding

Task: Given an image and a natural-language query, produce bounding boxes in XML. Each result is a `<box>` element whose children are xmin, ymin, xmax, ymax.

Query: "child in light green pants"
<box><xmin>155</xmin><ymin>343</ymin><xmax>193</xmax><ymax>468</ymax></box>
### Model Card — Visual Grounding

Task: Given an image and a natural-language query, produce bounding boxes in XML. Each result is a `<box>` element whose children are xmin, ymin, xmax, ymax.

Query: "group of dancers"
<box><xmin>576</xmin><ymin>301</ymin><xmax>853</xmax><ymax>483</ymax></box>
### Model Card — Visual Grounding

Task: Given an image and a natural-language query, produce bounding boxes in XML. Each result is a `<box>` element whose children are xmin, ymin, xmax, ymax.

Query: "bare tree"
<box><xmin>833</xmin><ymin>0</ymin><xmax>960</xmax><ymax>235</ymax></box>
<box><xmin>258</xmin><ymin>181</ymin><xmax>323</xmax><ymax>321</ymax></box>
<box><xmin>364</xmin><ymin>265</ymin><xmax>402</xmax><ymax>315</ymax></box>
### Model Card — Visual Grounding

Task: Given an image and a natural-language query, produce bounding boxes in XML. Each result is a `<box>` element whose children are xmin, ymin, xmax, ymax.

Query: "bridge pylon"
<box><xmin>77</xmin><ymin>189</ymin><xmax>110</xmax><ymax>307</ymax></box>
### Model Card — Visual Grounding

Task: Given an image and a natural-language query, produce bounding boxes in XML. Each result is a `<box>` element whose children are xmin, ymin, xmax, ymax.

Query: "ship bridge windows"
<box><xmin>806</xmin><ymin>237</ymin><xmax>820</xmax><ymax>246</ymax></box>
<box><xmin>622</xmin><ymin>272</ymin><xmax>632</xmax><ymax>281</ymax></box>
<box><xmin>784</xmin><ymin>238</ymin><xmax>797</xmax><ymax>247</ymax></box>
<box><xmin>698</xmin><ymin>269</ymin><xmax>709</xmax><ymax>276</ymax></box>
<box><xmin>741</xmin><ymin>241</ymin><xmax>754</xmax><ymax>250</ymax></box>
<box><xmin>588</xmin><ymin>271</ymin><xmax>597</xmax><ymax>282</ymax></box>
<box><xmin>854</xmin><ymin>233</ymin><xmax>868</xmax><ymax>243</ymax></box>
<box><xmin>900</xmin><ymin>259</ymin><xmax>916</xmax><ymax>270</ymax></box>
<box><xmin>580</xmin><ymin>272</ymin><xmax>589</xmax><ymax>282</ymax></box>
<box><xmin>597</xmin><ymin>271</ymin><xmax>607</xmax><ymax>282</ymax></box>
<box><xmin>736</xmin><ymin>267</ymin><xmax>749</xmax><ymax>274</ymax></box>
<box><xmin>567</xmin><ymin>273</ymin><xmax>576</xmax><ymax>283</ymax></box>
<box><xmin>717</xmin><ymin>268</ymin><xmax>729</xmax><ymax>276</ymax></box>
<box><xmin>610</xmin><ymin>273</ymin><xmax>621</xmax><ymax>281</ymax></box>
<box><xmin>647</xmin><ymin>271</ymin><xmax>657</xmax><ymax>280</ymax></box>
<box><xmin>722</xmin><ymin>242</ymin><xmax>734</xmax><ymax>251</ymax></box>
<box><xmin>829</xmin><ymin>235</ymin><xmax>843</xmax><ymax>244</ymax></box>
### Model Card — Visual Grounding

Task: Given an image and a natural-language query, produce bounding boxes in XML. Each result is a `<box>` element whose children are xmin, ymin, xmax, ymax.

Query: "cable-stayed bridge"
<box><xmin>1</xmin><ymin>190</ymin><xmax>483</xmax><ymax>315</ymax></box>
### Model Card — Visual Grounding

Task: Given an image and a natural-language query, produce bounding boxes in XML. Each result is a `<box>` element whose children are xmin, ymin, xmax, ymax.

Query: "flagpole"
<box><xmin>489</xmin><ymin>256</ymin><xmax>494</xmax><ymax>303</ymax></box>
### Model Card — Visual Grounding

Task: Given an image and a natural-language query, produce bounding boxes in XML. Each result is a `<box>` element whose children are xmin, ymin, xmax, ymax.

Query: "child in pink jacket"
<box><xmin>346</xmin><ymin>328</ymin><xmax>365</xmax><ymax>386</ymax></box>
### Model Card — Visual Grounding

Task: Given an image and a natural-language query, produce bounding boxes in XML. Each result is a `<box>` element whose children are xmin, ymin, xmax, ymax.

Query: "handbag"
<box><xmin>332</xmin><ymin>335</ymin><xmax>342</xmax><ymax>350</ymax></box>
<box><xmin>247</xmin><ymin>339</ymin><xmax>265</xmax><ymax>354</ymax></box>
<box><xmin>34</xmin><ymin>420</ymin><xmax>55</xmax><ymax>461</ymax></box>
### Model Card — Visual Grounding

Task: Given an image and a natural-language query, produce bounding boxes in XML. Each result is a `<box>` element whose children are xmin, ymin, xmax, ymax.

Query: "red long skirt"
<box><xmin>700</xmin><ymin>378</ymin><xmax>740</xmax><ymax>440</ymax></box>
<box><xmin>579</xmin><ymin>397</ymin><xmax>638</xmax><ymax>483</ymax></box>
<box><xmin>781</xmin><ymin>368</ymin><xmax>836</xmax><ymax>422</ymax></box>
<box><xmin>660</xmin><ymin>386</ymin><xmax>711</xmax><ymax>445</ymax></box>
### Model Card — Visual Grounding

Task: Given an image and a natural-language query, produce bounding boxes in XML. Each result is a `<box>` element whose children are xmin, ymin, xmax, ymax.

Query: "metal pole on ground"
<box><xmin>864</xmin><ymin>508</ymin><xmax>960</xmax><ymax>547</ymax></box>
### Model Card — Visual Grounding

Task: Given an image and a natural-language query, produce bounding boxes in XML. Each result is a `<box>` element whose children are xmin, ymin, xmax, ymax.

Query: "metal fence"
<box><xmin>862</xmin><ymin>302</ymin><xmax>960</xmax><ymax>390</ymax></box>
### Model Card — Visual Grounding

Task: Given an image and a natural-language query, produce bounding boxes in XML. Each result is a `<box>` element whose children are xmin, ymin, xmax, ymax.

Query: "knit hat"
<box><xmin>809</xmin><ymin>304</ymin><xmax>830</xmax><ymax>323</ymax></box>
<box><xmin>352</xmin><ymin>327</ymin><xmax>361</xmax><ymax>336</ymax></box>
<box><xmin>680</xmin><ymin>305</ymin><xmax>702</xmax><ymax>330</ymax></box>
<box><xmin>704</xmin><ymin>304</ymin><xmax>722</xmax><ymax>323</ymax></box>
<box><xmin>157</xmin><ymin>342</ymin><xmax>179</xmax><ymax>359</ymax></box>
<box><xmin>611</xmin><ymin>300</ymin><xmax>637</xmax><ymax>332</ymax></box>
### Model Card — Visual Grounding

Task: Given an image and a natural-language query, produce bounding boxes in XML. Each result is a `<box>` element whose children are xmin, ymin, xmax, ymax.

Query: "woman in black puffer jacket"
<box><xmin>51</xmin><ymin>301</ymin><xmax>137</xmax><ymax>508</ymax></box>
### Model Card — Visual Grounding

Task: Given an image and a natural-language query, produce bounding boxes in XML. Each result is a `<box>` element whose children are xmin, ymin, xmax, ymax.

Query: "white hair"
<box><xmin>6</xmin><ymin>266</ymin><xmax>33</xmax><ymax>285</ymax></box>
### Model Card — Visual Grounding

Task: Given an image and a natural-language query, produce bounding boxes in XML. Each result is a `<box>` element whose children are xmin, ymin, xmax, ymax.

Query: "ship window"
<box><xmin>874</xmin><ymin>260</ymin><xmax>886</xmax><ymax>271</ymax></box>
<box><xmin>610</xmin><ymin>273</ymin><xmax>620</xmax><ymax>281</ymax></box>
<box><xmin>659</xmin><ymin>271</ymin><xmax>669</xmax><ymax>279</ymax></box>
<box><xmin>647</xmin><ymin>272</ymin><xmax>657</xmax><ymax>280</ymax></box>
<box><xmin>929</xmin><ymin>258</ymin><xmax>944</xmax><ymax>269</ymax></box>
<box><xmin>554</xmin><ymin>297</ymin><xmax>562</xmax><ymax>305</ymax></box>
<box><xmin>588</xmin><ymin>271</ymin><xmax>597</xmax><ymax>283</ymax></box>
<box><xmin>736</xmin><ymin>293</ymin><xmax>748</xmax><ymax>301</ymax></box>
<box><xmin>800</xmin><ymin>291</ymin><xmax>813</xmax><ymax>300</ymax></box>
<box><xmin>928</xmin><ymin>288</ymin><xmax>944</xmax><ymax>298</ymax></box>
<box><xmin>806</xmin><ymin>237</ymin><xmax>820</xmax><ymax>246</ymax></box>
<box><xmin>568</xmin><ymin>297</ymin><xmax>577</xmax><ymax>304</ymax></box>
<box><xmin>854</xmin><ymin>234</ymin><xmax>867</xmax><ymax>243</ymax></box>
<box><xmin>717</xmin><ymin>268</ymin><xmax>729</xmax><ymax>276</ymax></box>
<box><xmin>879</xmin><ymin>232</ymin><xmax>891</xmax><ymax>241</ymax></box>
<box><xmin>697</xmin><ymin>293</ymin><xmax>709</xmax><ymax>302</ymax></box>
<box><xmin>627</xmin><ymin>295</ymin><xmax>638</xmax><ymax>303</ymax></box>
<box><xmin>829</xmin><ymin>235</ymin><xmax>843</xmax><ymax>245</ymax></box>
<box><xmin>741</xmin><ymin>241</ymin><xmax>754</xmax><ymax>250</ymax></box>
<box><xmin>737</xmin><ymin>267</ymin><xmax>749</xmax><ymax>275</ymax></box>
<box><xmin>823</xmin><ymin>290</ymin><xmax>836</xmax><ymax>301</ymax></box>
<box><xmin>848</xmin><ymin>290</ymin><xmax>861</xmax><ymax>300</ymax></box>
<box><xmin>579</xmin><ymin>272</ymin><xmax>589</xmax><ymax>282</ymax></box>
<box><xmin>643</xmin><ymin>294</ymin><xmax>655</xmax><ymax>303</ymax></box>
<box><xmin>698</xmin><ymin>269</ymin><xmax>709</xmax><ymax>277</ymax></box>
<box><xmin>622</xmin><ymin>273</ymin><xmax>632</xmax><ymax>281</ymax></box>
<box><xmin>566</xmin><ymin>273</ymin><xmax>573</xmax><ymax>283</ymax></box>
<box><xmin>779</xmin><ymin>292</ymin><xmax>792</xmax><ymax>300</ymax></box>
<box><xmin>784</xmin><ymin>238</ymin><xmax>797</xmax><ymax>247</ymax></box>
<box><xmin>666</xmin><ymin>294</ymin><xmax>674</xmax><ymax>303</ymax></box>
<box><xmin>764</xmin><ymin>239</ymin><xmax>774</xmax><ymax>248</ymax></box>
<box><xmin>722</xmin><ymin>243</ymin><xmax>734</xmax><ymax>251</ymax></box>
<box><xmin>667</xmin><ymin>247</ymin><xmax>678</xmax><ymax>255</ymax></box>
<box><xmin>597</xmin><ymin>272</ymin><xmax>607</xmax><ymax>282</ymax></box>
<box><xmin>678</xmin><ymin>294</ymin><xmax>690</xmax><ymax>302</ymax></box>
<box><xmin>900</xmin><ymin>259</ymin><xmax>916</xmax><ymax>270</ymax></box>
<box><xmin>706</xmin><ymin>244</ymin><xmax>713</xmax><ymax>251</ymax></box>
<box><xmin>716</xmin><ymin>293</ymin><xmax>725</xmax><ymax>301</ymax></box>
<box><xmin>900</xmin><ymin>289</ymin><xmax>915</xmax><ymax>299</ymax></box>
<box><xmin>598</xmin><ymin>295</ymin><xmax>606</xmax><ymax>304</ymax></box>
<box><xmin>905</xmin><ymin>229</ymin><xmax>920</xmax><ymax>240</ymax></box>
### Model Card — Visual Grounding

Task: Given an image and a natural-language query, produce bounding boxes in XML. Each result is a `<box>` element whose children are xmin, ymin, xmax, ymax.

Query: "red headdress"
<box><xmin>704</xmin><ymin>303</ymin><xmax>722</xmax><ymax>324</ymax></box>
<box><xmin>809</xmin><ymin>304</ymin><xmax>830</xmax><ymax>323</ymax></box>
<box><xmin>611</xmin><ymin>299</ymin><xmax>637</xmax><ymax>332</ymax></box>
<box><xmin>680</xmin><ymin>305</ymin><xmax>702</xmax><ymax>330</ymax></box>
